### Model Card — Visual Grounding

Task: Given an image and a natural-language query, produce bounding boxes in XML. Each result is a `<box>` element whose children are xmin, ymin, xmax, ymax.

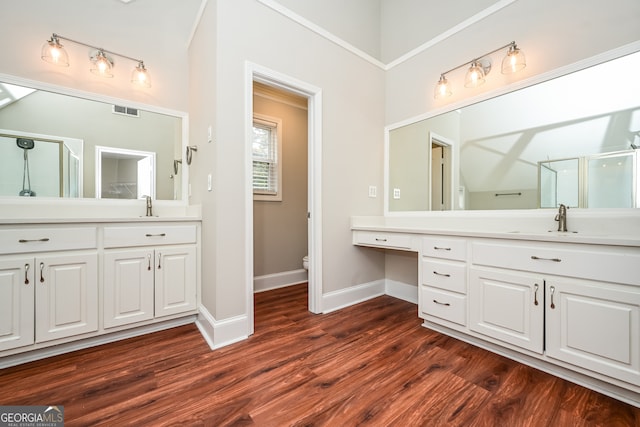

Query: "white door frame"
<box><xmin>245</xmin><ymin>62</ymin><xmax>323</xmax><ymax>335</ymax></box>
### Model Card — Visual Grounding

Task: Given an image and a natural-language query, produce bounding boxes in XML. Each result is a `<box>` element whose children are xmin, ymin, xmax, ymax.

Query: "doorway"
<box><xmin>429</xmin><ymin>132</ymin><xmax>453</xmax><ymax>211</ymax></box>
<box><xmin>246</xmin><ymin>63</ymin><xmax>323</xmax><ymax>335</ymax></box>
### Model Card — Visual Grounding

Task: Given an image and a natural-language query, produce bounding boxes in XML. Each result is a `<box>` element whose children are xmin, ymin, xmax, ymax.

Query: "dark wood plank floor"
<box><xmin>1</xmin><ymin>284</ymin><xmax>638</xmax><ymax>426</ymax></box>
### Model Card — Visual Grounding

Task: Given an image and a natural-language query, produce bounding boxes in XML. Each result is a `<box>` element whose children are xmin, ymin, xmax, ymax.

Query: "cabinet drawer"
<box><xmin>472</xmin><ymin>241</ymin><xmax>640</xmax><ymax>286</ymax></box>
<box><xmin>104</xmin><ymin>225</ymin><xmax>197</xmax><ymax>248</ymax></box>
<box><xmin>420</xmin><ymin>287</ymin><xmax>466</xmax><ymax>326</ymax></box>
<box><xmin>422</xmin><ymin>259</ymin><xmax>466</xmax><ymax>293</ymax></box>
<box><xmin>353</xmin><ymin>231</ymin><xmax>413</xmax><ymax>250</ymax></box>
<box><xmin>0</xmin><ymin>227</ymin><xmax>97</xmax><ymax>255</ymax></box>
<box><xmin>422</xmin><ymin>236</ymin><xmax>466</xmax><ymax>261</ymax></box>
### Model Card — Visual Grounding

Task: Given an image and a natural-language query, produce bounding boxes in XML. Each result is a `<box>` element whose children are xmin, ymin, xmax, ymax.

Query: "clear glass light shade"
<box><xmin>464</xmin><ymin>62</ymin><xmax>486</xmax><ymax>88</ymax></box>
<box><xmin>501</xmin><ymin>45</ymin><xmax>526</xmax><ymax>74</ymax></box>
<box><xmin>90</xmin><ymin>51</ymin><xmax>114</xmax><ymax>78</ymax></box>
<box><xmin>41</xmin><ymin>37</ymin><xmax>69</xmax><ymax>67</ymax></box>
<box><xmin>131</xmin><ymin>62</ymin><xmax>151</xmax><ymax>88</ymax></box>
<box><xmin>434</xmin><ymin>75</ymin><xmax>452</xmax><ymax>99</ymax></box>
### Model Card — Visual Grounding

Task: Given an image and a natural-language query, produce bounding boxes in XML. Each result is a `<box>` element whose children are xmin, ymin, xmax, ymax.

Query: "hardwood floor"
<box><xmin>1</xmin><ymin>284</ymin><xmax>638</xmax><ymax>426</ymax></box>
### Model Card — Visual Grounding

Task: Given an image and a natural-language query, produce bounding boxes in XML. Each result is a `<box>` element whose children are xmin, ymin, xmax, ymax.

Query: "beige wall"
<box><xmin>253</xmin><ymin>88</ymin><xmax>308</xmax><ymax>277</ymax></box>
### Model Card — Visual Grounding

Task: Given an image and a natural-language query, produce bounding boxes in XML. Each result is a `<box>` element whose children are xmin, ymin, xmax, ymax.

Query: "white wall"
<box><xmin>189</xmin><ymin>0</ymin><xmax>386</xmax><ymax>321</ymax></box>
<box><xmin>385</xmin><ymin>0</ymin><xmax>640</xmax><ymax>126</ymax></box>
<box><xmin>0</xmin><ymin>0</ymin><xmax>198</xmax><ymax>111</ymax></box>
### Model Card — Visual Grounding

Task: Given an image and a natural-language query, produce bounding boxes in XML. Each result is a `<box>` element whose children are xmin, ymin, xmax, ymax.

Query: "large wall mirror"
<box><xmin>0</xmin><ymin>78</ymin><xmax>186</xmax><ymax>202</ymax></box>
<box><xmin>387</xmin><ymin>48</ymin><xmax>640</xmax><ymax>212</ymax></box>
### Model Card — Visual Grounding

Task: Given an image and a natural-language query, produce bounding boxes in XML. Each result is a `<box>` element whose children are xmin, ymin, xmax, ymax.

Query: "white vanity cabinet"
<box><xmin>470</xmin><ymin>239</ymin><xmax>640</xmax><ymax>388</ymax></box>
<box><xmin>103</xmin><ymin>224</ymin><xmax>197</xmax><ymax>328</ymax></box>
<box><xmin>419</xmin><ymin>236</ymin><xmax>468</xmax><ymax>328</ymax></box>
<box><xmin>468</xmin><ymin>268</ymin><xmax>544</xmax><ymax>353</ymax></box>
<box><xmin>545</xmin><ymin>277</ymin><xmax>640</xmax><ymax>387</ymax></box>
<box><xmin>0</xmin><ymin>227</ymin><xmax>98</xmax><ymax>352</ymax></box>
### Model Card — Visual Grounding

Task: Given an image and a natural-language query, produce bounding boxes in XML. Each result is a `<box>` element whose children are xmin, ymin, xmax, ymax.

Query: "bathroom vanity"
<box><xmin>0</xmin><ymin>216</ymin><xmax>200</xmax><ymax>368</ymax></box>
<box><xmin>352</xmin><ymin>214</ymin><xmax>640</xmax><ymax>406</ymax></box>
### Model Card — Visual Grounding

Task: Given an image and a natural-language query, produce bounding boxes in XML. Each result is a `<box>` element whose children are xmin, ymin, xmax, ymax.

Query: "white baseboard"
<box><xmin>385</xmin><ymin>279</ymin><xmax>418</xmax><ymax>304</ymax></box>
<box><xmin>196</xmin><ymin>305</ymin><xmax>249</xmax><ymax>350</ymax></box>
<box><xmin>322</xmin><ymin>279</ymin><xmax>385</xmax><ymax>314</ymax></box>
<box><xmin>254</xmin><ymin>269</ymin><xmax>308</xmax><ymax>293</ymax></box>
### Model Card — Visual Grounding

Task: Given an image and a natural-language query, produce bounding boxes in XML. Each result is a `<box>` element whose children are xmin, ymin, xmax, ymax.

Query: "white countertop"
<box><xmin>351</xmin><ymin>214</ymin><xmax>640</xmax><ymax>247</ymax></box>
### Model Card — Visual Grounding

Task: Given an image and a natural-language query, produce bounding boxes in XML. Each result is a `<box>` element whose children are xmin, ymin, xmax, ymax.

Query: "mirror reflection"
<box><xmin>0</xmin><ymin>81</ymin><xmax>184</xmax><ymax>200</ymax></box>
<box><xmin>388</xmin><ymin>50</ymin><xmax>640</xmax><ymax>211</ymax></box>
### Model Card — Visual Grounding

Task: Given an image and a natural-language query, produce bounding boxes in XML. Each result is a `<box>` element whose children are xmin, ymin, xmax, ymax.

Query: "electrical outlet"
<box><xmin>393</xmin><ymin>188</ymin><xmax>401</xmax><ymax>199</ymax></box>
<box><xmin>207</xmin><ymin>174</ymin><xmax>212</xmax><ymax>191</ymax></box>
<box><xmin>368</xmin><ymin>185</ymin><xmax>377</xmax><ymax>198</ymax></box>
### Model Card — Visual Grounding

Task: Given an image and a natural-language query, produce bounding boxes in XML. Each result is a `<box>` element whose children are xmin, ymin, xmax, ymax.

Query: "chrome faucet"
<box><xmin>555</xmin><ymin>203</ymin><xmax>567</xmax><ymax>232</ymax></box>
<box><xmin>145</xmin><ymin>195</ymin><xmax>153</xmax><ymax>217</ymax></box>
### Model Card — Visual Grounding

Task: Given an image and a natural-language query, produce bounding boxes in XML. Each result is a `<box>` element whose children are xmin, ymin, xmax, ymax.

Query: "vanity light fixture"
<box><xmin>434</xmin><ymin>41</ymin><xmax>525</xmax><ymax>99</ymax></box>
<box><xmin>41</xmin><ymin>33</ymin><xmax>152</xmax><ymax>88</ymax></box>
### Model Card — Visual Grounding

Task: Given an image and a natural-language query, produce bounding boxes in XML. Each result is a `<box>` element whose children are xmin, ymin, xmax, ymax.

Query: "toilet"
<box><xmin>302</xmin><ymin>255</ymin><xmax>309</xmax><ymax>270</ymax></box>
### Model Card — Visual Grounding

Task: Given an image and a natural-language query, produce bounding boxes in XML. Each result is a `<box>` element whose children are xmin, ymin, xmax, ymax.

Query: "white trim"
<box><xmin>254</xmin><ymin>269</ymin><xmax>308</xmax><ymax>293</ymax></box>
<box><xmin>322</xmin><ymin>280</ymin><xmax>385</xmax><ymax>314</ymax></box>
<box><xmin>196</xmin><ymin>305</ymin><xmax>249</xmax><ymax>350</ymax></box>
<box><xmin>385</xmin><ymin>0</ymin><xmax>518</xmax><ymax>70</ymax></box>
<box><xmin>245</xmin><ymin>62</ymin><xmax>324</xmax><ymax>337</ymax></box>
<box><xmin>385</xmin><ymin>280</ymin><xmax>418</xmax><ymax>305</ymax></box>
<box><xmin>0</xmin><ymin>316</ymin><xmax>195</xmax><ymax>369</ymax></box>
<box><xmin>186</xmin><ymin>0</ymin><xmax>209</xmax><ymax>49</ymax></box>
<box><xmin>256</xmin><ymin>0</ymin><xmax>517</xmax><ymax>71</ymax></box>
<box><xmin>256</xmin><ymin>0</ymin><xmax>386</xmax><ymax>70</ymax></box>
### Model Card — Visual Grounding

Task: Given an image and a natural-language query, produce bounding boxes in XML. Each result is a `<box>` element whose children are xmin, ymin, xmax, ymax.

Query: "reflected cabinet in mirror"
<box><xmin>388</xmin><ymin>49</ymin><xmax>640</xmax><ymax>212</ymax></box>
<box><xmin>0</xmin><ymin>80</ymin><xmax>185</xmax><ymax>201</ymax></box>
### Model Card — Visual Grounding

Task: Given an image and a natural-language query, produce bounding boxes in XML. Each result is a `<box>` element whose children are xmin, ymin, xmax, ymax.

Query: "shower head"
<box><xmin>17</xmin><ymin>138</ymin><xmax>34</xmax><ymax>149</ymax></box>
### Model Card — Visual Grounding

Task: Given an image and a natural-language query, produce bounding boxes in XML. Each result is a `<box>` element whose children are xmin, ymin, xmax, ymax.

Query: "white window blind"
<box><xmin>252</xmin><ymin>115</ymin><xmax>282</xmax><ymax>200</ymax></box>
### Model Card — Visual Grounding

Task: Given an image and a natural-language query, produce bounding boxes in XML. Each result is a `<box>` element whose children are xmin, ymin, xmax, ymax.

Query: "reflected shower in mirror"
<box><xmin>0</xmin><ymin>130</ymin><xmax>83</xmax><ymax>198</ymax></box>
<box><xmin>0</xmin><ymin>80</ymin><xmax>184</xmax><ymax>201</ymax></box>
<box><xmin>387</xmin><ymin>49</ymin><xmax>640</xmax><ymax>211</ymax></box>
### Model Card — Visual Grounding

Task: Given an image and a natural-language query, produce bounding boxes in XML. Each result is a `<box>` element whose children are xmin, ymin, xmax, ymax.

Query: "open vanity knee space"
<box><xmin>352</xmin><ymin>216</ymin><xmax>640</xmax><ymax>407</ymax></box>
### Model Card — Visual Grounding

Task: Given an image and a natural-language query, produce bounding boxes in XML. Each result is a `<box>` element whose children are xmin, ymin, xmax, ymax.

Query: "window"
<box><xmin>252</xmin><ymin>114</ymin><xmax>282</xmax><ymax>201</ymax></box>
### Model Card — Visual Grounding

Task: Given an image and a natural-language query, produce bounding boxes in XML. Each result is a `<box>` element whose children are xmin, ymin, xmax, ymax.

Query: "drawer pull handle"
<box><xmin>433</xmin><ymin>299</ymin><xmax>451</xmax><ymax>306</ymax></box>
<box><xmin>24</xmin><ymin>264</ymin><xmax>30</xmax><ymax>285</ymax></box>
<box><xmin>18</xmin><ymin>238</ymin><xmax>50</xmax><ymax>243</ymax></box>
<box><xmin>533</xmin><ymin>283</ymin><xmax>539</xmax><ymax>306</ymax></box>
<box><xmin>145</xmin><ymin>233</ymin><xmax>167</xmax><ymax>237</ymax></box>
<box><xmin>434</xmin><ymin>246</ymin><xmax>451</xmax><ymax>251</ymax></box>
<box><xmin>375</xmin><ymin>238</ymin><xmax>388</xmax><ymax>242</ymax></box>
<box><xmin>531</xmin><ymin>255</ymin><xmax>561</xmax><ymax>262</ymax></box>
<box><xmin>433</xmin><ymin>271</ymin><xmax>451</xmax><ymax>277</ymax></box>
<box><xmin>550</xmin><ymin>286</ymin><xmax>556</xmax><ymax>309</ymax></box>
<box><xmin>39</xmin><ymin>262</ymin><xmax>45</xmax><ymax>284</ymax></box>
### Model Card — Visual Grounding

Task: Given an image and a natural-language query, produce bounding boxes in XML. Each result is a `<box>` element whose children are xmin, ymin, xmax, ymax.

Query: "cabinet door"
<box><xmin>546</xmin><ymin>278</ymin><xmax>640</xmax><ymax>386</ymax></box>
<box><xmin>469</xmin><ymin>268</ymin><xmax>544</xmax><ymax>353</ymax></box>
<box><xmin>0</xmin><ymin>258</ymin><xmax>34</xmax><ymax>351</ymax></box>
<box><xmin>103</xmin><ymin>249</ymin><xmax>154</xmax><ymax>328</ymax></box>
<box><xmin>35</xmin><ymin>253</ymin><xmax>98</xmax><ymax>343</ymax></box>
<box><xmin>155</xmin><ymin>246</ymin><xmax>197</xmax><ymax>317</ymax></box>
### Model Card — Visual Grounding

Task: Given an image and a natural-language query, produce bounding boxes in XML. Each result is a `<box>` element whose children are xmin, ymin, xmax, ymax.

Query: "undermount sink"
<box><xmin>506</xmin><ymin>230</ymin><xmax>578</xmax><ymax>235</ymax></box>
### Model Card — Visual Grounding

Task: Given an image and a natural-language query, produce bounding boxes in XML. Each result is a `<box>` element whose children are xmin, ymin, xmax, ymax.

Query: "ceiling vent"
<box><xmin>112</xmin><ymin>105</ymin><xmax>140</xmax><ymax>117</ymax></box>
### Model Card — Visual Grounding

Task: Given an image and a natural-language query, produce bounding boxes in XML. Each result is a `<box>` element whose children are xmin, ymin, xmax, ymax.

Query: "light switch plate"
<box><xmin>368</xmin><ymin>185</ymin><xmax>377</xmax><ymax>198</ymax></box>
<box><xmin>393</xmin><ymin>188</ymin><xmax>401</xmax><ymax>199</ymax></box>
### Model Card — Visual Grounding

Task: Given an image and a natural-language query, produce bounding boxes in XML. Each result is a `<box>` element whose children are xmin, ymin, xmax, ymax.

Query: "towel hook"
<box><xmin>186</xmin><ymin>145</ymin><xmax>198</xmax><ymax>165</ymax></box>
